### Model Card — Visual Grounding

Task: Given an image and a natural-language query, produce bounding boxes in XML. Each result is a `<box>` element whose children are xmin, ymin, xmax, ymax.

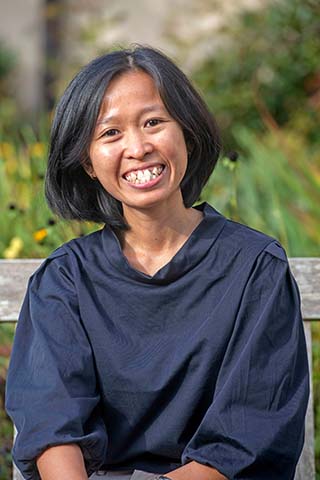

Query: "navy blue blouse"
<box><xmin>5</xmin><ymin>203</ymin><xmax>309</xmax><ymax>480</ymax></box>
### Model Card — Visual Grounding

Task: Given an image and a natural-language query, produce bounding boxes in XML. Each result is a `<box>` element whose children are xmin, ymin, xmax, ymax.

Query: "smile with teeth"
<box><xmin>124</xmin><ymin>165</ymin><xmax>164</xmax><ymax>184</ymax></box>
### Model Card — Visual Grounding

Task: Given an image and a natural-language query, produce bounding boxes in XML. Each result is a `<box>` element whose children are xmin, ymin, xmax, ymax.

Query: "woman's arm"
<box><xmin>5</xmin><ymin>253</ymin><xmax>107</xmax><ymax>478</ymax></box>
<box><xmin>164</xmin><ymin>460</ymin><xmax>227</xmax><ymax>480</ymax></box>
<box><xmin>179</xmin><ymin>243</ymin><xmax>309</xmax><ymax>479</ymax></box>
<box><xmin>36</xmin><ymin>444</ymin><xmax>88</xmax><ymax>480</ymax></box>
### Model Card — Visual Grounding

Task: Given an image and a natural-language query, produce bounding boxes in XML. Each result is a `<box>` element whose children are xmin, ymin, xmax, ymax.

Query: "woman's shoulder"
<box><xmin>49</xmin><ymin>226</ymin><xmax>104</xmax><ymax>259</ymax></box>
<box><xmin>226</xmin><ymin>217</ymin><xmax>286</xmax><ymax>259</ymax></box>
<box><xmin>31</xmin><ymin>227</ymin><xmax>105</xmax><ymax>283</ymax></box>
<box><xmin>205</xmin><ymin>203</ymin><xmax>288</xmax><ymax>264</ymax></box>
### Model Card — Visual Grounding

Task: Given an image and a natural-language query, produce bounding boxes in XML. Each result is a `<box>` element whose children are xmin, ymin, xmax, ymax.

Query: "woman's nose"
<box><xmin>124</xmin><ymin>131</ymin><xmax>153</xmax><ymax>159</ymax></box>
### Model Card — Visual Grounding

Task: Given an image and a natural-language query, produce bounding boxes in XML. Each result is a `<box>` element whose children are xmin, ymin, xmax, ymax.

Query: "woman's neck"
<box><xmin>122</xmin><ymin>202</ymin><xmax>202</xmax><ymax>252</ymax></box>
<box><xmin>117</xmin><ymin>200</ymin><xmax>203</xmax><ymax>276</ymax></box>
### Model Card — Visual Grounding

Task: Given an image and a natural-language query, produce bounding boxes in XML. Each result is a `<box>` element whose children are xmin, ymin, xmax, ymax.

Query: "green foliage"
<box><xmin>193</xmin><ymin>0</ymin><xmax>320</xmax><ymax>150</ymax></box>
<box><xmin>0</xmin><ymin>123</ymin><xmax>99</xmax><ymax>260</ymax></box>
<box><xmin>202</xmin><ymin>126</ymin><xmax>320</xmax><ymax>256</ymax></box>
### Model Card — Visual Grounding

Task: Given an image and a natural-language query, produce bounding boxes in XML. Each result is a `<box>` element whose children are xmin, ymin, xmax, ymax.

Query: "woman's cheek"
<box><xmin>92</xmin><ymin>143</ymin><xmax>118</xmax><ymax>171</ymax></box>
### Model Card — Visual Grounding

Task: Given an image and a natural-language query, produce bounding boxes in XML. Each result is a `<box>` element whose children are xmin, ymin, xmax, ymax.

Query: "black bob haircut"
<box><xmin>45</xmin><ymin>45</ymin><xmax>221</xmax><ymax>230</ymax></box>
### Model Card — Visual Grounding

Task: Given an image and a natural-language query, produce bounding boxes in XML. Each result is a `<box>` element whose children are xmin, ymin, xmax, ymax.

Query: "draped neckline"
<box><xmin>102</xmin><ymin>202</ymin><xmax>226</xmax><ymax>284</ymax></box>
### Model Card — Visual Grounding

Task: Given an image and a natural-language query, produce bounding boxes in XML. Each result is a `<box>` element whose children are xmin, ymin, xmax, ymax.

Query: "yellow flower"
<box><xmin>5</xmin><ymin>156</ymin><xmax>17</xmax><ymax>174</ymax></box>
<box><xmin>11</xmin><ymin>237</ymin><xmax>24</xmax><ymax>249</ymax></box>
<box><xmin>29</xmin><ymin>142</ymin><xmax>46</xmax><ymax>158</ymax></box>
<box><xmin>3</xmin><ymin>237</ymin><xmax>24</xmax><ymax>259</ymax></box>
<box><xmin>0</xmin><ymin>142</ymin><xmax>15</xmax><ymax>160</ymax></box>
<box><xmin>0</xmin><ymin>142</ymin><xmax>17</xmax><ymax>174</ymax></box>
<box><xmin>33</xmin><ymin>228</ymin><xmax>48</xmax><ymax>242</ymax></box>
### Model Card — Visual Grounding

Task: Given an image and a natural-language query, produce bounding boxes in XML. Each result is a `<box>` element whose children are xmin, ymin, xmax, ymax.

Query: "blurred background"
<box><xmin>0</xmin><ymin>0</ymin><xmax>319</xmax><ymax>478</ymax></box>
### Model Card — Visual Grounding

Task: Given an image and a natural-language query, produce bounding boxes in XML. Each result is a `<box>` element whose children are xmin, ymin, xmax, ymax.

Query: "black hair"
<box><xmin>45</xmin><ymin>45</ymin><xmax>221</xmax><ymax>230</ymax></box>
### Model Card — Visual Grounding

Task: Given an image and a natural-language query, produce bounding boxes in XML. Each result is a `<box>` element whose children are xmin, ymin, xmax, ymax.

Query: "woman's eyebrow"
<box><xmin>97</xmin><ymin>104</ymin><xmax>166</xmax><ymax>125</ymax></box>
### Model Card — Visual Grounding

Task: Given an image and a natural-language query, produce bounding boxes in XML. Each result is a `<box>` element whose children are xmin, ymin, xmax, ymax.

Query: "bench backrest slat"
<box><xmin>290</xmin><ymin>258</ymin><xmax>320</xmax><ymax>319</ymax></box>
<box><xmin>0</xmin><ymin>260</ymin><xmax>41</xmax><ymax>321</ymax></box>
<box><xmin>0</xmin><ymin>258</ymin><xmax>319</xmax><ymax>320</ymax></box>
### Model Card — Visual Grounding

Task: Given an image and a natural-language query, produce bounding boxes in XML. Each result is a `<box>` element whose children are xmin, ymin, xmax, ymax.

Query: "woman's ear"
<box><xmin>82</xmin><ymin>159</ymin><xmax>97</xmax><ymax>179</ymax></box>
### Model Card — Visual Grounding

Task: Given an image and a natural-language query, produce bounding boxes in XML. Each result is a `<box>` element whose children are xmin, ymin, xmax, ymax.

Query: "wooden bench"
<box><xmin>0</xmin><ymin>258</ymin><xmax>319</xmax><ymax>480</ymax></box>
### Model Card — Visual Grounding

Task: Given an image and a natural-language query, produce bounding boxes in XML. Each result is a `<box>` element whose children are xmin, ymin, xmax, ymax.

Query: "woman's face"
<box><xmin>87</xmin><ymin>70</ymin><xmax>188</xmax><ymax>214</ymax></box>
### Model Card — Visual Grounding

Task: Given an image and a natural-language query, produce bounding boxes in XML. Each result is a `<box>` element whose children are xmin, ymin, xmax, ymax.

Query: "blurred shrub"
<box><xmin>191</xmin><ymin>0</ymin><xmax>320</xmax><ymax>257</ymax></box>
<box><xmin>201</xmin><ymin>126</ymin><xmax>320</xmax><ymax>257</ymax></box>
<box><xmin>193</xmin><ymin>0</ymin><xmax>320</xmax><ymax>151</ymax></box>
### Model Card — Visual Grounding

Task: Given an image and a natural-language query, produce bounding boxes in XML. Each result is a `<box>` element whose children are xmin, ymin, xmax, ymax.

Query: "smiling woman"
<box><xmin>86</xmin><ymin>70</ymin><xmax>189</xmax><ymax>216</ymax></box>
<box><xmin>44</xmin><ymin>46</ymin><xmax>220</xmax><ymax>234</ymax></box>
<box><xmin>5</xmin><ymin>46</ymin><xmax>309</xmax><ymax>480</ymax></box>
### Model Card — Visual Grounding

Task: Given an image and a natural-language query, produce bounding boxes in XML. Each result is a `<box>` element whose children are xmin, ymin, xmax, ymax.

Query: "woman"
<box><xmin>5</xmin><ymin>46</ymin><xmax>309</xmax><ymax>480</ymax></box>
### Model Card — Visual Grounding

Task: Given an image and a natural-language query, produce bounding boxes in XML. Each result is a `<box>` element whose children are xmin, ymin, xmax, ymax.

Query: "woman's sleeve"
<box><xmin>5</xmin><ymin>250</ymin><xmax>108</xmax><ymax>480</ymax></box>
<box><xmin>181</xmin><ymin>241</ymin><xmax>309</xmax><ymax>480</ymax></box>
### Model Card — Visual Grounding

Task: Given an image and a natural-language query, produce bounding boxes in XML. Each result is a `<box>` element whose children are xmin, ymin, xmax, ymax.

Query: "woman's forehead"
<box><xmin>106</xmin><ymin>69</ymin><xmax>159</xmax><ymax>97</ymax></box>
<box><xmin>97</xmin><ymin>70</ymin><xmax>165</xmax><ymax>120</ymax></box>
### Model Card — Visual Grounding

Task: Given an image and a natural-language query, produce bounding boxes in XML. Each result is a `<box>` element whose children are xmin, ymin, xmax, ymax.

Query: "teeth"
<box><xmin>125</xmin><ymin>165</ymin><xmax>164</xmax><ymax>184</ymax></box>
<box><xmin>144</xmin><ymin>170</ymin><xmax>152</xmax><ymax>181</ymax></box>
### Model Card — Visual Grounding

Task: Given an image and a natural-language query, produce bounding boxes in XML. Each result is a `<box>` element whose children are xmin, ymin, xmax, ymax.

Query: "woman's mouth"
<box><xmin>123</xmin><ymin>164</ymin><xmax>165</xmax><ymax>186</ymax></box>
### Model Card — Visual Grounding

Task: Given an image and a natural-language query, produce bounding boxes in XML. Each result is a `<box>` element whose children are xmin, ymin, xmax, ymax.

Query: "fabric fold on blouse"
<box><xmin>5</xmin><ymin>202</ymin><xmax>309</xmax><ymax>480</ymax></box>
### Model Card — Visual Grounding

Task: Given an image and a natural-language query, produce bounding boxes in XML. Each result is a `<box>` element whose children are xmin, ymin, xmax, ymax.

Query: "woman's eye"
<box><xmin>146</xmin><ymin>119</ymin><xmax>161</xmax><ymax>127</ymax></box>
<box><xmin>103</xmin><ymin>128</ymin><xmax>120</xmax><ymax>137</ymax></box>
